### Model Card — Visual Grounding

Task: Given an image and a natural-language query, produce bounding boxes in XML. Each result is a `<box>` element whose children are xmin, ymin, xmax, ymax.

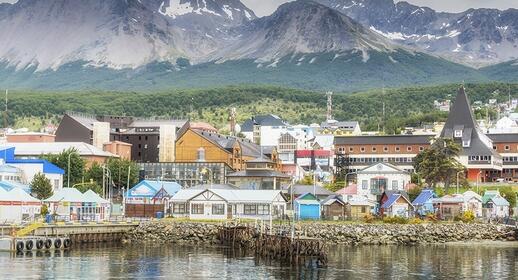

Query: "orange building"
<box><xmin>104</xmin><ymin>141</ymin><xmax>132</xmax><ymax>160</ymax></box>
<box><xmin>7</xmin><ymin>133</ymin><xmax>56</xmax><ymax>143</ymax></box>
<box><xmin>175</xmin><ymin>128</ymin><xmax>279</xmax><ymax>171</ymax></box>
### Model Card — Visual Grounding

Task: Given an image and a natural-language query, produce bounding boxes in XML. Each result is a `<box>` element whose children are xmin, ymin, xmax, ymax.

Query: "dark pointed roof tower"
<box><xmin>441</xmin><ymin>86</ymin><xmax>500</xmax><ymax>160</ymax></box>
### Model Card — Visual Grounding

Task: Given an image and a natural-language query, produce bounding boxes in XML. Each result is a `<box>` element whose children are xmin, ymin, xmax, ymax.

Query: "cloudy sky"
<box><xmin>1</xmin><ymin>0</ymin><xmax>518</xmax><ymax>16</ymax></box>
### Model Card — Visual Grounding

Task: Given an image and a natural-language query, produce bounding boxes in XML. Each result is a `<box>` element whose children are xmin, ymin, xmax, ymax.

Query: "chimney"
<box><xmin>159</xmin><ymin>124</ymin><xmax>176</xmax><ymax>162</ymax></box>
<box><xmin>92</xmin><ymin>122</ymin><xmax>110</xmax><ymax>150</ymax></box>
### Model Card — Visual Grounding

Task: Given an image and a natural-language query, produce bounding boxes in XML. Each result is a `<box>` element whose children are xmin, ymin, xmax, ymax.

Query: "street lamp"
<box><xmin>67</xmin><ymin>153</ymin><xmax>72</xmax><ymax>188</ymax></box>
<box><xmin>476</xmin><ymin>171</ymin><xmax>482</xmax><ymax>193</ymax></box>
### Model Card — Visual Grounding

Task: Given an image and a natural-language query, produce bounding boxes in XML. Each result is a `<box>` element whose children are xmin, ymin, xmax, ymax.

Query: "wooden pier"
<box><xmin>218</xmin><ymin>225</ymin><xmax>328</xmax><ymax>267</ymax></box>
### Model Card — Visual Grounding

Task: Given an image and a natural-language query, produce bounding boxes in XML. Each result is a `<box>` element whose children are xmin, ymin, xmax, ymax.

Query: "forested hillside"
<box><xmin>7</xmin><ymin>82</ymin><xmax>518</xmax><ymax>133</ymax></box>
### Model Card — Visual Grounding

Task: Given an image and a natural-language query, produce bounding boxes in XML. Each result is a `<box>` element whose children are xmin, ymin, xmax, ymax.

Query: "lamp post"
<box><xmin>476</xmin><ymin>171</ymin><xmax>482</xmax><ymax>193</ymax></box>
<box><xmin>456</xmin><ymin>170</ymin><xmax>464</xmax><ymax>194</ymax></box>
<box><xmin>67</xmin><ymin>152</ymin><xmax>72</xmax><ymax>188</ymax></box>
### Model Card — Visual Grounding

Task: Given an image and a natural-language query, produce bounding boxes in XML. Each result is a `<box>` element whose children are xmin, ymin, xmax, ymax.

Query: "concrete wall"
<box><xmin>159</xmin><ymin>125</ymin><xmax>176</xmax><ymax>162</ymax></box>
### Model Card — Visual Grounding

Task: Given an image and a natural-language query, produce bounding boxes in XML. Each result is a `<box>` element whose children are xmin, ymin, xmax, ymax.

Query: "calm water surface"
<box><xmin>1</xmin><ymin>242</ymin><xmax>518</xmax><ymax>279</ymax></box>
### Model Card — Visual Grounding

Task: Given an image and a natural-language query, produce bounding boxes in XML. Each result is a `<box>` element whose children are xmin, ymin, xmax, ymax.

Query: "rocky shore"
<box><xmin>123</xmin><ymin>220</ymin><xmax>518</xmax><ymax>245</ymax></box>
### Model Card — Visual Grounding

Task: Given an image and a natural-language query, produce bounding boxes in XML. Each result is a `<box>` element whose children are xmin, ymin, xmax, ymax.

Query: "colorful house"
<box><xmin>380</xmin><ymin>193</ymin><xmax>413</xmax><ymax>218</ymax></box>
<box><xmin>462</xmin><ymin>190</ymin><xmax>483</xmax><ymax>217</ymax></box>
<box><xmin>125</xmin><ymin>180</ymin><xmax>182</xmax><ymax>218</ymax></box>
<box><xmin>294</xmin><ymin>193</ymin><xmax>321</xmax><ymax>220</ymax></box>
<box><xmin>379</xmin><ymin>191</ymin><xmax>410</xmax><ymax>216</ymax></box>
<box><xmin>335</xmin><ymin>184</ymin><xmax>358</xmax><ymax>202</ymax></box>
<box><xmin>345</xmin><ymin>197</ymin><xmax>375</xmax><ymax>220</ymax></box>
<box><xmin>44</xmin><ymin>188</ymin><xmax>110</xmax><ymax>221</ymax></box>
<box><xmin>321</xmin><ymin>195</ymin><xmax>345</xmax><ymax>220</ymax></box>
<box><xmin>432</xmin><ymin>195</ymin><xmax>464</xmax><ymax>220</ymax></box>
<box><xmin>412</xmin><ymin>189</ymin><xmax>436</xmax><ymax>216</ymax></box>
<box><xmin>482</xmin><ymin>191</ymin><xmax>510</xmax><ymax>218</ymax></box>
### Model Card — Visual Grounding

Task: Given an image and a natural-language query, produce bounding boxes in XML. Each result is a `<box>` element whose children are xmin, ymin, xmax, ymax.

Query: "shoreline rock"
<box><xmin>123</xmin><ymin>221</ymin><xmax>518</xmax><ymax>246</ymax></box>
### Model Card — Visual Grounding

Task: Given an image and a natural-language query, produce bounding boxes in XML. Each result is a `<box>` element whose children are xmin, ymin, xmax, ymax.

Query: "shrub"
<box><xmin>409</xmin><ymin>218</ymin><xmax>423</xmax><ymax>224</ymax></box>
<box><xmin>41</xmin><ymin>204</ymin><xmax>49</xmax><ymax>216</ymax></box>
<box><xmin>363</xmin><ymin>213</ymin><xmax>375</xmax><ymax>223</ymax></box>
<box><xmin>382</xmin><ymin>216</ymin><xmax>409</xmax><ymax>224</ymax></box>
<box><xmin>459</xmin><ymin>210</ymin><xmax>475</xmax><ymax>223</ymax></box>
<box><xmin>426</xmin><ymin>213</ymin><xmax>438</xmax><ymax>222</ymax></box>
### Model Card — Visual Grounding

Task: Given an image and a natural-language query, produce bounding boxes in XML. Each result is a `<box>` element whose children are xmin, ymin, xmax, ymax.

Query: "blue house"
<box><xmin>412</xmin><ymin>189</ymin><xmax>436</xmax><ymax>216</ymax></box>
<box><xmin>294</xmin><ymin>192</ymin><xmax>321</xmax><ymax>220</ymax></box>
<box><xmin>126</xmin><ymin>180</ymin><xmax>182</xmax><ymax>204</ymax></box>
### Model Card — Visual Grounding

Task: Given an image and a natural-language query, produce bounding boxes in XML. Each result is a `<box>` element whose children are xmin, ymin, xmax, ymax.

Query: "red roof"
<box><xmin>295</xmin><ymin>150</ymin><xmax>331</xmax><ymax>157</ymax></box>
<box><xmin>335</xmin><ymin>184</ymin><xmax>357</xmax><ymax>195</ymax></box>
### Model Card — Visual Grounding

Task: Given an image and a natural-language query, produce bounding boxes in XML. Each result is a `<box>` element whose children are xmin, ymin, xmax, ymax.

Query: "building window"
<box><xmin>383</xmin><ymin>147</ymin><xmax>389</xmax><ymax>152</ymax></box>
<box><xmin>362</xmin><ymin>180</ymin><xmax>368</xmax><ymax>190</ymax></box>
<box><xmin>197</xmin><ymin>148</ymin><xmax>206</xmax><ymax>161</ymax></box>
<box><xmin>392</xmin><ymin>180</ymin><xmax>398</xmax><ymax>190</ymax></box>
<box><xmin>173</xmin><ymin>204</ymin><xmax>186</xmax><ymax>214</ymax></box>
<box><xmin>372</xmin><ymin>147</ymin><xmax>377</xmax><ymax>152</ymax></box>
<box><xmin>349</xmin><ymin>147</ymin><xmax>354</xmax><ymax>152</ymax></box>
<box><xmin>360</xmin><ymin>147</ymin><xmax>366</xmax><ymax>152</ymax></box>
<box><xmin>361</xmin><ymin>206</ymin><xmax>367</xmax><ymax>213</ymax></box>
<box><xmin>395</xmin><ymin>147</ymin><xmax>400</xmax><ymax>152</ymax></box>
<box><xmin>463</xmin><ymin>140</ymin><xmax>470</xmax><ymax>147</ymax></box>
<box><xmin>212</xmin><ymin>204</ymin><xmax>225</xmax><ymax>215</ymax></box>
<box><xmin>454</xmin><ymin>130</ymin><xmax>462</xmax><ymax>138</ymax></box>
<box><xmin>257</xmin><ymin>205</ymin><xmax>270</xmax><ymax>215</ymax></box>
<box><xmin>419</xmin><ymin>146</ymin><xmax>424</xmax><ymax>151</ymax></box>
<box><xmin>191</xmin><ymin>204</ymin><xmax>204</xmax><ymax>214</ymax></box>
<box><xmin>244</xmin><ymin>204</ymin><xmax>257</xmax><ymax>215</ymax></box>
<box><xmin>407</xmin><ymin>146</ymin><xmax>412</xmax><ymax>152</ymax></box>
<box><xmin>505</xmin><ymin>145</ymin><xmax>510</xmax><ymax>151</ymax></box>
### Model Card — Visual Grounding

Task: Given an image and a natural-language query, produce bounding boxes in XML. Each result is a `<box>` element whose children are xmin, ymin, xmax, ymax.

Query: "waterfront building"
<box><xmin>125</xmin><ymin>180</ymin><xmax>181</xmax><ymax>218</ymax></box>
<box><xmin>432</xmin><ymin>195</ymin><xmax>464</xmax><ymax>220</ymax></box>
<box><xmin>0</xmin><ymin>187</ymin><xmax>41</xmax><ymax>224</ymax></box>
<box><xmin>320</xmin><ymin>195</ymin><xmax>345</xmax><ymax>220</ymax></box>
<box><xmin>319</xmin><ymin>120</ymin><xmax>361</xmax><ymax>136</ymax></box>
<box><xmin>344</xmin><ymin>197</ymin><xmax>375</xmax><ymax>220</ymax></box>
<box><xmin>139</xmin><ymin>162</ymin><xmax>231</xmax><ymax>188</ymax></box>
<box><xmin>379</xmin><ymin>191</ymin><xmax>410</xmax><ymax>216</ymax></box>
<box><xmin>412</xmin><ymin>189</ymin><xmax>436</xmax><ymax>216</ymax></box>
<box><xmin>380</xmin><ymin>192</ymin><xmax>414</xmax><ymax>218</ymax></box>
<box><xmin>294</xmin><ymin>192</ymin><xmax>321</xmax><ymax>220</ymax></box>
<box><xmin>168</xmin><ymin>189</ymin><xmax>287</xmax><ymax>220</ymax></box>
<box><xmin>462</xmin><ymin>190</ymin><xmax>483</xmax><ymax>217</ymax></box>
<box><xmin>44</xmin><ymin>188</ymin><xmax>111</xmax><ymax>221</ymax></box>
<box><xmin>356</xmin><ymin>163</ymin><xmax>411</xmax><ymax>202</ymax></box>
<box><xmin>482</xmin><ymin>190</ymin><xmax>510</xmax><ymax>218</ymax></box>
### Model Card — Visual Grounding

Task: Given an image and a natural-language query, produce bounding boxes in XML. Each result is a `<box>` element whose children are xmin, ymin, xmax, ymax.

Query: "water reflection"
<box><xmin>0</xmin><ymin>242</ymin><xmax>517</xmax><ymax>279</ymax></box>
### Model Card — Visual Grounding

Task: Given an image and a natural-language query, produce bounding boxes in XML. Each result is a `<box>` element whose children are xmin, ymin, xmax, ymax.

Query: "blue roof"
<box><xmin>0</xmin><ymin>181</ymin><xmax>31</xmax><ymax>193</ymax></box>
<box><xmin>490</xmin><ymin>196</ymin><xmax>510</xmax><ymax>207</ymax></box>
<box><xmin>381</xmin><ymin>194</ymin><xmax>401</xmax><ymax>209</ymax></box>
<box><xmin>0</xmin><ymin>147</ymin><xmax>64</xmax><ymax>175</ymax></box>
<box><xmin>127</xmin><ymin>180</ymin><xmax>182</xmax><ymax>198</ymax></box>
<box><xmin>412</xmin><ymin>189</ymin><xmax>435</xmax><ymax>206</ymax></box>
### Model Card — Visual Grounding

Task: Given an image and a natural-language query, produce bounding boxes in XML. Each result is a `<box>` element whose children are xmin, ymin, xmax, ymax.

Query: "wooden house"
<box><xmin>432</xmin><ymin>195</ymin><xmax>464</xmax><ymax>220</ymax></box>
<box><xmin>380</xmin><ymin>193</ymin><xmax>413</xmax><ymax>218</ymax></box>
<box><xmin>321</xmin><ymin>195</ymin><xmax>345</xmax><ymax>220</ymax></box>
<box><xmin>345</xmin><ymin>198</ymin><xmax>375</xmax><ymax>220</ymax></box>
<box><xmin>294</xmin><ymin>193</ymin><xmax>321</xmax><ymax>220</ymax></box>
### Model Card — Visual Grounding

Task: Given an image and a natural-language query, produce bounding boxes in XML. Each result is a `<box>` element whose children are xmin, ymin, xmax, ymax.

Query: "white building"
<box><xmin>169</xmin><ymin>189</ymin><xmax>287</xmax><ymax>220</ymax></box>
<box><xmin>462</xmin><ymin>190</ymin><xmax>483</xmax><ymax>217</ymax></box>
<box><xmin>356</xmin><ymin>163</ymin><xmax>411</xmax><ymax>202</ymax></box>
<box><xmin>0</xmin><ymin>187</ymin><xmax>41</xmax><ymax>224</ymax></box>
<box><xmin>488</xmin><ymin>116</ymin><xmax>518</xmax><ymax>134</ymax></box>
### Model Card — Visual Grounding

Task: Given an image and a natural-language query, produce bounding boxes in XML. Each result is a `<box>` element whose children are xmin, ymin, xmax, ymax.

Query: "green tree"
<box><xmin>499</xmin><ymin>187</ymin><xmax>517</xmax><ymax>208</ymax></box>
<box><xmin>414</xmin><ymin>138</ymin><xmax>465</xmax><ymax>192</ymax></box>
<box><xmin>106</xmin><ymin>158</ymin><xmax>139</xmax><ymax>190</ymax></box>
<box><xmin>42</xmin><ymin>148</ymin><xmax>85</xmax><ymax>187</ymax></box>
<box><xmin>31</xmin><ymin>172</ymin><xmax>53</xmax><ymax>199</ymax></box>
<box><xmin>74</xmin><ymin>182</ymin><xmax>103</xmax><ymax>195</ymax></box>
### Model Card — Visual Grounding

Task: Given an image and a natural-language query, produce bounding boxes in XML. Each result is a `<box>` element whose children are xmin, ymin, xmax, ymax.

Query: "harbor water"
<box><xmin>0</xmin><ymin>242</ymin><xmax>517</xmax><ymax>279</ymax></box>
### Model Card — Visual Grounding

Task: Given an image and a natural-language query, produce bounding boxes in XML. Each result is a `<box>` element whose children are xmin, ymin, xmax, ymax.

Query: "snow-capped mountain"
<box><xmin>315</xmin><ymin>0</ymin><xmax>518</xmax><ymax>67</ymax></box>
<box><xmin>0</xmin><ymin>0</ymin><xmax>255</xmax><ymax>71</ymax></box>
<box><xmin>212</xmin><ymin>0</ymin><xmax>395</xmax><ymax>63</ymax></box>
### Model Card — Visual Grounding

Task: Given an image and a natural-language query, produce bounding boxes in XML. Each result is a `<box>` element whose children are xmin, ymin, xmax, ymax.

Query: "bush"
<box><xmin>41</xmin><ymin>204</ymin><xmax>49</xmax><ymax>216</ymax></box>
<box><xmin>457</xmin><ymin>210</ymin><xmax>475</xmax><ymax>223</ymax></box>
<box><xmin>363</xmin><ymin>213</ymin><xmax>375</xmax><ymax>223</ymax></box>
<box><xmin>409</xmin><ymin>218</ymin><xmax>423</xmax><ymax>224</ymax></box>
<box><xmin>382</xmin><ymin>216</ymin><xmax>409</xmax><ymax>224</ymax></box>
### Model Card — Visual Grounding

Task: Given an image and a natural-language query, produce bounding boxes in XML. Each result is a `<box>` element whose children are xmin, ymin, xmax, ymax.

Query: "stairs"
<box><xmin>14</xmin><ymin>222</ymin><xmax>43</xmax><ymax>237</ymax></box>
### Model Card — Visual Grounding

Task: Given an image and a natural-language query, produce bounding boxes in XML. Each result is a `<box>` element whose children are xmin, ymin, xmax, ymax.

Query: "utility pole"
<box><xmin>326</xmin><ymin>91</ymin><xmax>333</xmax><ymax>121</ymax></box>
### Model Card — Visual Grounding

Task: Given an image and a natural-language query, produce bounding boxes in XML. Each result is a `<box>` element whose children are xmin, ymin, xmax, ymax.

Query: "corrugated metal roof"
<box><xmin>381</xmin><ymin>194</ymin><xmax>401</xmax><ymax>209</ymax></box>
<box><xmin>0</xmin><ymin>187</ymin><xmax>40</xmax><ymax>203</ymax></box>
<box><xmin>1</xmin><ymin>142</ymin><xmax>117</xmax><ymax>158</ymax></box>
<box><xmin>490</xmin><ymin>195</ymin><xmax>510</xmax><ymax>206</ymax></box>
<box><xmin>488</xmin><ymin>133</ymin><xmax>518</xmax><ymax>143</ymax></box>
<box><xmin>412</xmin><ymin>190</ymin><xmax>435</xmax><ymax>206</ymax></box>
<box><xmin>83</xmin><ymin>190</ymin><xmax>110</xmax><ymax>204</ymax></box>
<box><xmin>44</xmin><ymin>188</ymin><xmax>90</xmax><ymax>203</ymax></box>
